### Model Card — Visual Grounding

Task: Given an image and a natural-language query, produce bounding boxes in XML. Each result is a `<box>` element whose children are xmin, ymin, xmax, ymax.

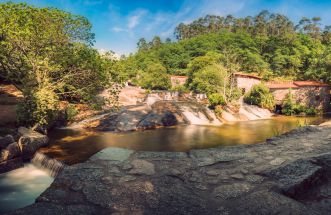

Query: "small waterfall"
<box><xmin>31</xmin><ymin>152</ymin><xmax>65</xmax><ymax>177</ymax></box>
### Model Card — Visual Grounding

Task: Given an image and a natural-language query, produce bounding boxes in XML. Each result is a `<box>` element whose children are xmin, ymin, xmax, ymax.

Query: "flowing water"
<box><xmin>0</xmin><ymin>115</ymin><xmax>330</xmax><ymax>214</ymax></box>
<box><xmin>0</xmin><ymin>164</ymin><xmax>53</xmax><ymax>214</ymax></box>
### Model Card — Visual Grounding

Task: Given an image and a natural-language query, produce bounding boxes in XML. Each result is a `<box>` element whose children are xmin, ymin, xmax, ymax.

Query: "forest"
<box><xmin>116</xmin><ymin>10</ymin><xmax>331</xmax><ymax>91</ymax></box>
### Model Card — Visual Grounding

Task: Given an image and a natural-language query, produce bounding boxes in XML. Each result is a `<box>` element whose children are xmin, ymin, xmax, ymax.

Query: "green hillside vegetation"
<box><xmin>116</xmin><ymin>10</ymin><xmax>331</xmax><ymax>92</ymax></box>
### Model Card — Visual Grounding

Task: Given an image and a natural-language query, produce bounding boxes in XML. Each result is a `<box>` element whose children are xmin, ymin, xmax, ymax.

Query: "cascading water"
<box><xmin>31</xmin><ymin>152</ymin><xmax>65</xmax><ymax>177</ymax></box>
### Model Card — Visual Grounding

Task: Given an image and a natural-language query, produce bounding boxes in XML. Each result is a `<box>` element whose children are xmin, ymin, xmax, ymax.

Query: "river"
<box><xmin>0</xmin><ymin>115</ymin><xmax>329</xmax><ymax>214</ymax></box>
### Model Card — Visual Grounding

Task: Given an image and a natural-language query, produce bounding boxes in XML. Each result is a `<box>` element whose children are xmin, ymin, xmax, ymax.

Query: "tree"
<box><xmin>0</xmin><ymin>2</ymin><xmax>116</xmax><ymax>126</ymax></box>
<box><xmin>137</xmin><ymin>62</ymin><xmax>170</xmax><ymax>90</ymax></box>
<box><xmin>137</xmin><ymin>38</ymin><xmax>149</xmax><ymax>51</ymax></box>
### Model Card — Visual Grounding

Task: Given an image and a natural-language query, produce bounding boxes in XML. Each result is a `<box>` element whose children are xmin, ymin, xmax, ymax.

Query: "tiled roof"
<box><xmin>234</xmin><ymin>72</ymin><xmax>261</xmax><ymax>80</ymax></box>
<box><xmin>293</xmin><ymin>81</ymin><xmax>329</xmax><ymax>87</ymax></box>
<box><xmin>170</xmin><ymin>75</ymin><xmax>188</xmax><ymax>79</ymax></box>
<box><xmin>266</xmin><ymin>81</ymin><xmax>329</xmax><ymax>89</ymax></box>
<box><xmin>266</xmin><ymin>81</ymin><xmax>299</xmax><ymax>89</ymax></box>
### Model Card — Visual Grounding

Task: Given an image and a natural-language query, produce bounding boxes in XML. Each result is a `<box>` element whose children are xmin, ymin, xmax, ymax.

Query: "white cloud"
<box><xmin>112</xmin><ymin>27</ymin><xmax>129</xmax><ymax>33</ymax></box>
<box><xmin>127</xmin><ymin>10</ymin><xmax>147</xmax><ymax>29</ymax></box>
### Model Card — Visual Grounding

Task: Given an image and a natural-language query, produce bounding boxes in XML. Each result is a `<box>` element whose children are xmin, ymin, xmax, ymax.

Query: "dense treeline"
<box><xmin>0</xmin><ymin>2</ymin><xmax>118</xmax><ymax>126</ymax></box>
<box><xmin>116</xmin><ymin>10</ymin><xmax>331</xmax><ymax>93</ymax></box>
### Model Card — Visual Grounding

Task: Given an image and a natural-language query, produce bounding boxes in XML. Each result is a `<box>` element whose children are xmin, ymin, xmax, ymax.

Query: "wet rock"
<box><xmin>0</xmin><ymin>134</ymin><xmax>15</xmax><ymax>149</ymax></box>
<box><xmin>213</xmin><ymin>183</ymin><xmax>252</xmax><ymax>200</ymax></box>
<box><xmin>129</xmin><ymin>159</ymin><xmax>155</xmax><ymax>175</ymax></box>
<box><xmin>0</xmin><ymin>142</ymin><xmax>21</xmax><ymax>162</ymax></box>
<box><xmin>137</xmin><ymin>151</ymin><xmax>187</xmax><ymax>159</ymax></box>
<box><xmin>137</xmin><ymin>111</ymin><xmax>178</xmax><ymax>130</ymax></box>
<box><xmin>18</xmin><ymin>127</ymin><xmax>49</xmax><ymax>159</ymax></box>
<box><xmin>0</xmin><ymin>157</ymin><xmax>23</xmax><ymax>174</ymax></box>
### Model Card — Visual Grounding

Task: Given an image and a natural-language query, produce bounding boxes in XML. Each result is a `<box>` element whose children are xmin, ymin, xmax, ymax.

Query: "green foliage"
<box><xmin>17</xmin><ymin>88</ymin><xmax>59</xmax><ymax>126</ymax></box>
<box><xmin>207</xmin><ymin>93</ymin><xmax>226</xmax><ymax>109</ymax></box>
<box><xmin>0</xmin><ymin>2</ymin><xmax>118</xmax><ymax>126</ymax></box>
<box><xmin>136</xmin><ymin>62</ymin><xmax>171</xmax><ymax>90</ymax></box>
<box><xmin>282</xmin><ymin>92</ymin><xmax>317</xmax><ymax>116</ymax></box>
<box><xmin>190</xmin><ymin>64</ymin><xmax>228</xmax><ymax>94</ymax></box>
<box><xmin>244</xmin><ymin>84</ymin><xmax>275</xmax><ymax>110</ymax></box>
<box><xmin>65</xmin><ymin>104</ymin><xmax>79</xmax><ymax>121</ymax></box>
<box><xmin>116</xmin><ymin>10</ymin><xmax>331</xmax><ymax>87</ymax></box>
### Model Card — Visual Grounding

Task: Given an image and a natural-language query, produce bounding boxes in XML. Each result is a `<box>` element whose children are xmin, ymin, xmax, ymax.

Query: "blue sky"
<box><xmin>4</xmin><ymin>0</ymin><xmax>331</xmax><ymax>55</ymax></box>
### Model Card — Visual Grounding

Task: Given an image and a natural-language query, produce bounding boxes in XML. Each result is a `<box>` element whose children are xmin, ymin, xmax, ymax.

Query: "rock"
<box><xmin>137</xmin><ymin>111</ymin><xmax>178</xmax><ymax>130</ymax></box>
<box><xmin>206</xmin><ymin>170</ymin><xmax>219</xmax><ymax>176</ymax></box>
<box><xmin>231</xmin><ymin>173</ymin><xmax>245</xmax><ymax>180</ymax></box>
<box><xmin>213</xmin><ymin>183</ymin><xmax>252</xmax><ymax>200</ymax></box>
<box><xmin>262</xmin><ymin>159</ymin><xmax>323</xmax><ymax>196</ymax></box>
<box><xmin>129</xmin><ymin>159</ymin><xmax>155</xmax><ymax>175</ymax></box>
<box><xmin>0</xmin><ymin>157</ymin><xmax>24</xmax><ymax>174</ymax></box>
<box><xmin>89</xmin><ymin>147</ymin><xmax>133</xmax><ymax>163</ymax></box>
<box><xmin>0</xmin><ymin>135</ymin><xmax>15</xmax><ymax>149</ymax></box>
<box><xmin>189</xmin><ymin>148</ymin><xmax>246</xmax><ymax>167</ymax></box>
<box><xmin>270</xmin><ymin>158</ymin><xmax>286</xmax><ymax>165</ymax></box>
<box><xmin>18</xmin><ymin>128</ymin><xmax>49</xmax><ymax>159</ymax></box>
<box><xmin>233</xmin><ymin>190</ymin><xmax>318</xmax><ymax>215</ymax></box>
<box><xmin>0</xmin><ymin>142</ymin><xmax>21</xmax><ymax>162</ymax></box>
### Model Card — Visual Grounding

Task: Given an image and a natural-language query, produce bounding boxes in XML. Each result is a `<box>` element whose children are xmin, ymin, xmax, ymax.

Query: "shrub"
<box><xmin>282</xmin><ymin>92</ymin><xmax>317</xmax><ymax>116</ymax></box>
<box><xmin>17</xmin><ymin>88</ymin><xmax>59</xmax><ymax>126</ymax></box>
<box><xmin>243</xmin><ymin>84</ymin><xmax>275</xmax><ymax>110</ymax></box>
<box><xmin>208</xmin><ymin>93</ymin><xmax>226</xmax><ymax>109</ymax></box>
<box><xmin>65</xmin><ymin>104</ymin><xmax>79</xmax><ymax>121</ymax></box>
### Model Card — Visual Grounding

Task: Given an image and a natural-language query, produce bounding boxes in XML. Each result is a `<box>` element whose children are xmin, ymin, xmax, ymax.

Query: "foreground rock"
<box><xmin>9</xmin><ymin>125</ymin><xmax>331</xmax><ymax>214</ymax></box>
<box><xmin>0</xmin><ymin>127</ymin><xmax>48</xmax><ymax>173</ymax></box>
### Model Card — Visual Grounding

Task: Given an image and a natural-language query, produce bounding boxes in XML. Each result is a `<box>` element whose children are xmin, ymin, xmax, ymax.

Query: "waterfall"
<box><xmin>178</xmin><ymin>102</ymin><xmax>222</xmax><ymax>126</ymax></box>
<box><xmin>31</xmin><ymin>152</ymin><xmax>65</xmax><ymax>177</ymax></box>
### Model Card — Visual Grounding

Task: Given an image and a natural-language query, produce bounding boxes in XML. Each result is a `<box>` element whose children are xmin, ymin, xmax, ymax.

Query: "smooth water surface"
<box><xmin>0</xmin><ymin>164</ymin><xmax>53</xmax><ymax>214</ymax></box>
<box><xmin>42</xmin><ymin>116</ymin><xmax>329</xmax><ymax>164</ymax></box>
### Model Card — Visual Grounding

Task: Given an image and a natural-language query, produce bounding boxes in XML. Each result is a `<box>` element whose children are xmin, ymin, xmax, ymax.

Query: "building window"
<box><xmin>315</xmin><ymin>95</ymin><xmax>320</xmax><ymax>101</ymax></box>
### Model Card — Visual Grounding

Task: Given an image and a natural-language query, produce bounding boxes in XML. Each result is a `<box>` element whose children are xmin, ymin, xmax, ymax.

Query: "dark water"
<box><xmin>42</xmin><ymin>116</ymin><xmax>329</xmax><ymax>165</ymax></box>
<box><xmin>0</xmin><ymin>115</ymin><xmax>329</xmax><ymax>214</ymax></box>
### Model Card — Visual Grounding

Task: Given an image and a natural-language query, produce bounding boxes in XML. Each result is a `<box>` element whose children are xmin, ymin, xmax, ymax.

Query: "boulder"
<box><xmin>0</xmin><ymin>142</ymin><xmax>21</xmax><ymax>162</ymax></box>
<box><xmin>0</xmin><ymin>134</ymin><xmax>15</xmax><ymax>149</ymax></box>
<box><xmin>0</xmin><ymin>157</ymin><xmax>24</xmax><ymax>174</ymax></box>
<box><xmin>137</xmin><ymin>111</ymin><xmax>177</xmax><ymax>130</ymax></box>
<box><xmin>17</xmin><ymin>127</ymin><xmax>49</xmax><ymax>159</ymax></box>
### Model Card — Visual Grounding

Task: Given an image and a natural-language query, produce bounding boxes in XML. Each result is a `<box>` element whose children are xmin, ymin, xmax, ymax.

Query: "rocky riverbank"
<box><xmin>8</xmin><ymin>123</ymin><xmax>331</xmax><ymax>215</ymax></box>
<box><xmin>0</xmin><ymin>127</ymin><xmax>49</xmax><ymax>174</ymax></box>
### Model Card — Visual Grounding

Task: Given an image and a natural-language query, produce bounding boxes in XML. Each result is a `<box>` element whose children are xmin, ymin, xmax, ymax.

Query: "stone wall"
<box><xmin>235</xmin><ymin>76</ymin><xmax>261</xmax><ymax>93</ymax></box>
<box><xmin>296</xmin><ymin>86</ymin><xmax>330</xmax><ymax>111</ymax></box>
<box><xmin>270</xmin><ymin>86</ymin><xmax>330</xmax><ymax>111</ymax></box>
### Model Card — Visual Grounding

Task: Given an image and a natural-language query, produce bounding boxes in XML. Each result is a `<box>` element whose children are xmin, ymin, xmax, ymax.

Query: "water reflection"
<box><xmin>42</xmin><ymin>116</ymin><xmax>329</xmax><ymax>165</ymax></box>
<box><xmin>0</xmin><ymin>164</ymin><xmax>53</xmax><ymax>214</ymax></box>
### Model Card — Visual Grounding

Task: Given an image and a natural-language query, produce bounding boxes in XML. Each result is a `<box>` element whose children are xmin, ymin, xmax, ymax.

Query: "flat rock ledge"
<box><xmin>8</xmin><ymin>125</ymin><xmax>331</xmax><ymax>215</ymax></box>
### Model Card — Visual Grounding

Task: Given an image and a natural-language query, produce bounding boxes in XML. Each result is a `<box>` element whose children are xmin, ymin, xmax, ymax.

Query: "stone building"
<box><xmin>233</xmin><ymin>72</ymin><xmax>262</xmax><ymax>93</ymax></box>
<box><xmin>266</xmin><ymin>81</ymin><xmax>330</xmax><ymax>111</ymax></box>
<box><xmin>170</xmin><ymin>76</ymin><xmax>188</xmax><ymax>87</ymax></box>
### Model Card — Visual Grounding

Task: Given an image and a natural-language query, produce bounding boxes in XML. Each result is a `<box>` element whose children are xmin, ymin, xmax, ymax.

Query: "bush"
<box><xmin>65</xmin><ymin>104</ymin><xmax>79</xmax><ymax>121</ymax></box>
<box><xmin>243</xmin><ymin>84</ymin><xmax>275</xmax><ymax>110</ymax></box>
<box><xmin>17</xmin><ymin>88</ymin><xmax>59</xmax><ymax>126</ymax></box>
<box><xmin>208</xmin><ymin>93</ymin><xmax>226</xmax><ymax>109</ymax></box>
<box><xmin>282</xmin><ymin>92</ymin><xmax>317</xmax><ymax>116</ymax></box>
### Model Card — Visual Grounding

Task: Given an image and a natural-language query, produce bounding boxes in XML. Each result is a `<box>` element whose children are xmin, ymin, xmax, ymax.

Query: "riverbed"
<box><xmin>0</xmin><ymin>115</ymin><xmax>329</xmax><ymax>214</ymax></box>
